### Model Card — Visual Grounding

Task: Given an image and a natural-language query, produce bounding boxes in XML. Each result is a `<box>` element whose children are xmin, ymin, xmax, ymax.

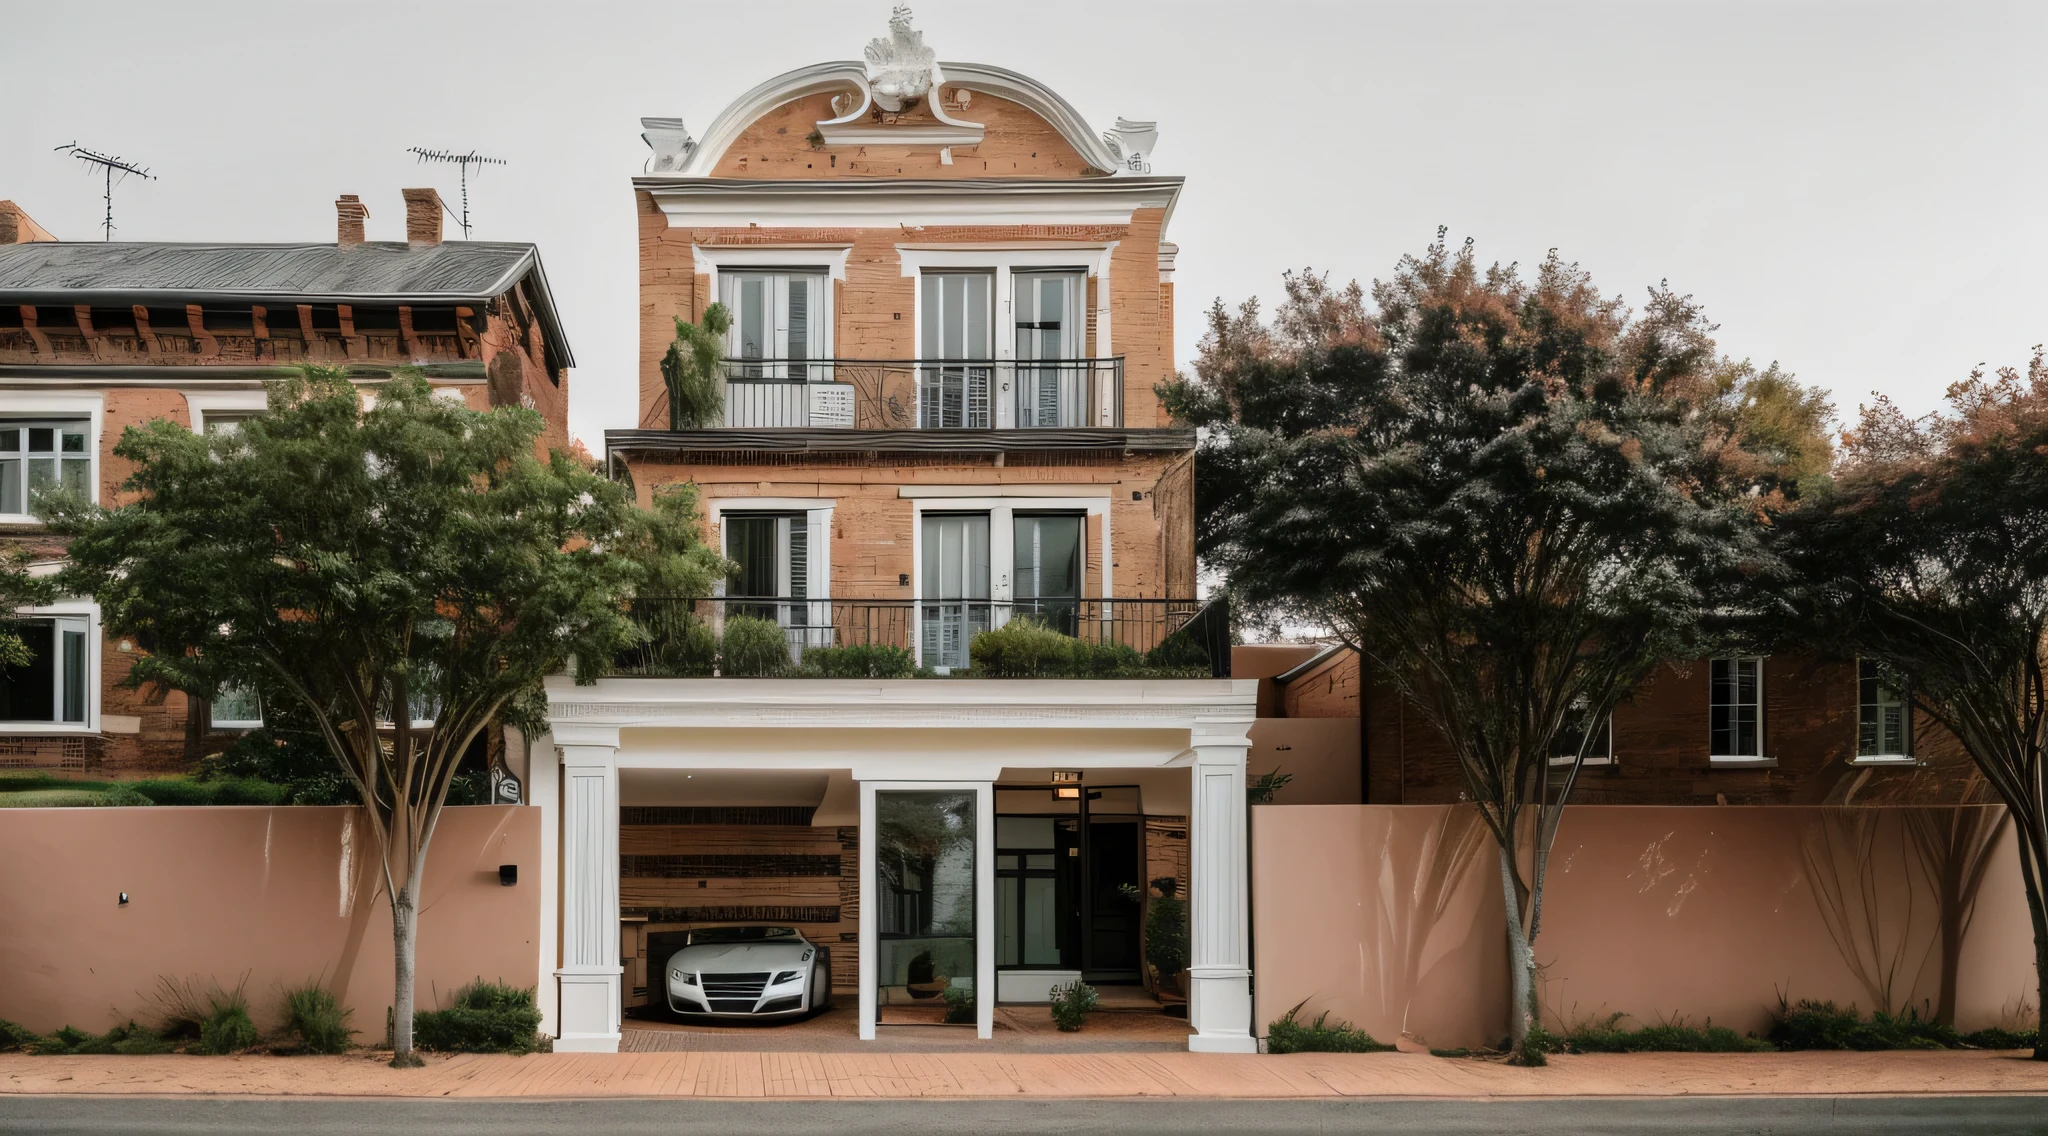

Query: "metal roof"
<box><xmin>0</xmin><ymin>241</ymin><xmax>572</xmax><ymax>367</ymax></box>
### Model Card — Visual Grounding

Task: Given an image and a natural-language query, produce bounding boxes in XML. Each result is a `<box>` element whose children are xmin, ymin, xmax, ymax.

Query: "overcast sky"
<box><xmin>6</xmin><ymin>1</ymin><xmax>2042</xmax><ymax>446</ymax></box>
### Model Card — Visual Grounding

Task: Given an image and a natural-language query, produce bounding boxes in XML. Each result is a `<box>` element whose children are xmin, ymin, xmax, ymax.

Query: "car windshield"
<box><xmin>687</xmin><ymin>926</ymin><xmax>800</xmax><ymax>946</ymax></box>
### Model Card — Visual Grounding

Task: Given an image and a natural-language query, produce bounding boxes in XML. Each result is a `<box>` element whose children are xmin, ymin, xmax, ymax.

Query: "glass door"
<box><xmin>720</xmin><ymin>271</ymin><xmax>827</xmax><ymax>379</ymax></box>
<box><xmin>1013</xmin><ymin>271</ymin><xmax>1085</xmax><ymax>426</ymax></box>
<box><xmin>1012</xmin><ymin>513</ymin><xmax>1083</xmax><ymax>636</ymax></box>
<box><xmin>920</xmin><ymin>513</ymin><xmax>989</xmax><ymax>670</ymax></box>
<box><xmin>919</xmin><ymin>272</ymin><xmax>992</xmax><ymax>428</ymax></box>
<box><xmin>876</xmin><ymin>789</ymin><xmax>979</xmax><ymax>1025</ymax></box>
<box><xmin>724</xmin><ymin>513</ymin><xmax>807</xmax><ymax>647</ymax></box>
<box><xmin>995</xmin><ymin>816</ymin><xmax>1077</xmax><ymax>969</ymax></box>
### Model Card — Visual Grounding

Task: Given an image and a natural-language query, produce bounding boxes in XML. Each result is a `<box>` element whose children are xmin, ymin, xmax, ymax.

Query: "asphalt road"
<box><xmin>3</xmin><ymin>1096</ymin><xmax>2046</xmax><ymax>1135</ymax></box>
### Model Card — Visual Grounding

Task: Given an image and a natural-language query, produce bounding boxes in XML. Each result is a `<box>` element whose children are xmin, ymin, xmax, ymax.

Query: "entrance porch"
<box><xmin>535</xmin><ymin>677</ymin><xmax>1256</xmax><ymax>1054</ymax></box>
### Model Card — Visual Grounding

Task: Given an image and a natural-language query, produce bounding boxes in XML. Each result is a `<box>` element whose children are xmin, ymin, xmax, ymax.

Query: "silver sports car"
<box><xmin>664</xmin><ymin>926</ymin><xmax>832</xmax><ymax>1020</ymax></box>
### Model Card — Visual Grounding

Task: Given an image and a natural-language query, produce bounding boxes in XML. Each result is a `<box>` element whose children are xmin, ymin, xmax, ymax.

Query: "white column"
<box><xmin>1186</xmin><ymin>729</ymin><xmax>1256</xmax><ymax>1053</ymax></box>
<box><xmin>554</xmin><ymin>728</ymin><xmax>621</xmax><ymax>1053</ymax></box>
<box><xmin>974</xmin><ymin>781</ymin><xmax>995</xmax><ymax>1041</ymax></box>
<box><xmin>858</xmin><ymin>781</ymin><xmax>878</xmax><ymax>1041</ymax></box>
<box><xmin>529</xmin><ymin>732</ymin><xmax>561</xmax><ymax>1042</ymax></box>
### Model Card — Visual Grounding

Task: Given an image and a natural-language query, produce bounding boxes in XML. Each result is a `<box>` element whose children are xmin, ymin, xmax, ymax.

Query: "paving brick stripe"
<box><xmin>4</xmin><ymin>1050</ymin><xmax>2047</xmax><ymax>1101</ymax></box>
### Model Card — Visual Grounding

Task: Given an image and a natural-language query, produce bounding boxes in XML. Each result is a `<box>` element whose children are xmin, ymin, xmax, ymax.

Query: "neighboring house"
<box><xmin>526</xmin><ymin>12</ymin><xmax>1258</xmax><ymax>1054</ymax></box>
<box><xmin>1248</xmin><ymin>644</ymin><xmax>1981</xmax><ymax>807</ymax></box>
<box><xmin>0</xmin><ymin>193</ymin><xmax>573</xmax><ymax>774</ymax></box>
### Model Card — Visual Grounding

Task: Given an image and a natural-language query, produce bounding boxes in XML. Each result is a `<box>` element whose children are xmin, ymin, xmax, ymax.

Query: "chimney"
<box><xmin>402</xmin><ymin>188</ymin><xmax>443</xmax><ymax>247</ymax></box>
<box><xmin>335</xmin><ymin>194</ymin><xmax>368</xmax><ymax>246</ymax></box>
<box><xmin>0</xmin><ymin>201</ymin><xmax>57</xmax><ymax>244</ymax></box>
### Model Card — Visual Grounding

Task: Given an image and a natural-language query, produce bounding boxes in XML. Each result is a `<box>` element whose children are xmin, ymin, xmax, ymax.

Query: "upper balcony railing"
<box><xmin>718</xmin><ymin>358</ymin><xmax>1123</xmax><ymax>430</ymax></box>
<box><xmin>606</xmin><ymin>595</ymin><xmax>1229</xmax><ymax>678</ymax></box>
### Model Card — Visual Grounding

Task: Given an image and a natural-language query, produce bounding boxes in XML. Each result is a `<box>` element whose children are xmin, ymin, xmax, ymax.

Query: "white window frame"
<box><xmin>706</xmin><ymin>497</ymin><xmax>834</xmax><ymax>648</ymax></box>
<box><xmin>0</xmin><ymin>393</ymin><xmax>102</xmax><ymax>524</ymax></box>
<box><xmin>898</xmin><ymin>245</ymin><xmax>1117</xmax><ymax>429</ymax></box>
<box><xmin>1708</xmin><ymin>656</ymin><xmax>1771</xmax><ymax>765</ymax></box>
<box><xmin>1852</xmin><ymin>657</ymin><xmax>1915</xmax><ymax>766</ymax></box>
<box><xmin>718</xmin><ymin>270</ymin><xmax>833</xmax><ymax>373</ymax></box>
<box><xmin>209</xmin><ymin>683</ymin><xmax>263</xmax><ymax>731</ymax></box>
<box><xmin>182</xmin><ymin>389</ymin><xmax>269</xmax><ymax>435</ymax></box>
<box><xmin>693</xmin><ymin>246</ymin><xmax>850</xmax><ymax>368</ymax></box>
<box><xmin>0</xmin><ymin>597</ymin><xmax>99</xmax><ymax>733</ymax></box>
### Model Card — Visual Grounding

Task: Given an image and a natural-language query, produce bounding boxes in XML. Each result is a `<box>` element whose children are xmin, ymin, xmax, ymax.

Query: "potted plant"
<box><xmin>1144</xmin><ymin>876</ymin><xmax>1190</xmax><ymax>1000</ymax></box>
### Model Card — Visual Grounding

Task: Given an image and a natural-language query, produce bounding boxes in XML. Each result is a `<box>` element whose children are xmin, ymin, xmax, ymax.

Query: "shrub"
<box><xmin>30</xmin><ymin>1021</ymin><xmax>174</xmax><ymax>1056</ymax></box>
<box><xmin>970</xmin><ymin>618</ymin><xmax>1075</xmax><ymax>677</ymax></box>
<box><xmin>94</xmin><ymin>785</ymin><xmax>155</xmax><ymax>807</ymax></box>
<box><xmin>412</xmin><ymin>980</ymin><xmax>545</xmax><ymax>1055</ymax></box>
<box><xmin>196</xmin><ymin>987</ymin><xmax>259</xmax><ymax>1055</ymax></box>
<box><xmin>642</xmin><ymin>610</ymin><xmax>717</xmax><ymax>677</ymax></box>
<box><xmin>1144</xmin><ymin>877</ymin><xmax>1189</xmax><ymax>982</ymax></box>
<box><xmin>1266</xmin><ymin>1003</ymin><xmax>1393</xmax><ymax>1054</ymax></box>
<box><xmin>1144</xmin><ymin>624</ymin><xmax>1213</xmax><ymax>672</ymax></box>
<box><xmin>1049</xmin><ymin>981</ymin><xmax>1099</xmax><ymax>1032</ymax></box>
<box><xmin>280</xmin><ymin>982</ymin><xmax>354</xmax><ymax>1055</ymax></box>
<box><xmin>799</xmin><ymin>644</ymin><xmax>921</xmax><ymax>679</ymax></box>
<box><xmin>0</xmin><ymin>1019</ymin><xmax>40</xmax><ymax>1052</ymax></box>
<box><xmin>1067</xmin><ymin>639</ymin><xmax>1145</xmax><ymax>678</ymax></box>
<box><xmin>943</xmin><ymin>986</ymin><xmax>975</xmax><ymax>1025</ymax></box>
<box><xmin>719</xmin><ymin>615</ymin><xmax>791</xmax><ymax>677</ymax></box>
<box><xmin>1562</xmin><ymin>1012</ymin><xmax>1772</xmax><ymax>1053</ymax></box>
<box><xmin>1768</xmin><ymin>998</ymin><xmax>1954</xmax><ymax>1051</ymax></box>
<box><xmin>129</xmin><ymin>778</ymin><xmax>289</xmax><ymax>807</ymax></box>
<box><xmin>1960</xmin><ymin>1026</ymin><xmax>2041</xmax><ymax>1050</ymax></box>
<box><xmin>1507</xmin><ymin>1023</ymin><xmax>1559</xmax><ymax>1066</ymax></box>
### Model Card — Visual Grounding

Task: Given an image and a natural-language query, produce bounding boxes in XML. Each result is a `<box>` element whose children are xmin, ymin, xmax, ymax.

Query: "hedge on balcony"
<box><xmin>968</xmin><ymin>619</ymin><xmax>1207</xmax><ymax>679</ymax></box>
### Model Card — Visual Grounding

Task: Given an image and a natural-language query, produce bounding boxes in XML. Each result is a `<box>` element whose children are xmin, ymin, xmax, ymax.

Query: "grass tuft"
<box><xmin>279</xmin><ymin>982</ymin><xmax>354</xmax><ymax>1055</ymax></box>
<box><xmin>1266</xmin><ymin>1002</ymin><xmax>1395</xmax><ymax>1054</ymax></box>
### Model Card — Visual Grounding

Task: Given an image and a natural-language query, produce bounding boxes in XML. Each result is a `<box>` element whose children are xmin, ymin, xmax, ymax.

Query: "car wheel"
<box><xmin>811</xmin><ymin>947</ymin><xmax>833</xmax><ymax>1013</ymax></box>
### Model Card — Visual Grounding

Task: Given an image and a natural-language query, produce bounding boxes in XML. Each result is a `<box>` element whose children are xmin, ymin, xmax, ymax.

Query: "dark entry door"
<box><xmin>1083</xmin><ymin>815</ymin><xmax>1142</xmax><ymax>982</ymax></box>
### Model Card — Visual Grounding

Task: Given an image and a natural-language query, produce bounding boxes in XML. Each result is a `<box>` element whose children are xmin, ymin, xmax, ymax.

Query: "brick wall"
<box><xmin>707</xmin><ymin>91</ymin><xmax>1100</xmax><ymax>180</ymax></box>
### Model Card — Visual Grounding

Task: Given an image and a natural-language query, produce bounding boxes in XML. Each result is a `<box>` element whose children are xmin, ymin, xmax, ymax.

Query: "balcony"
<box><xmin>606</xmin><ymin>595</ymin><xmax>1228</xmax><ymax>678</ymax></box>
<box><xmin>719</xmin><ymin>358</ymin><xmax>1123</xmax><ymax>430</ymax></box>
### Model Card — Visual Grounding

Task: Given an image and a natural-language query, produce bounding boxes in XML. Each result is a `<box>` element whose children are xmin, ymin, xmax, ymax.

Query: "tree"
<box><xmin>660</xmin><ymin>302</ymin><xmax>732</xmax><ymax>429</ymax></box>
<box><xmin>0</xmin><ymin>547</ymin><xmax>57</xmax><ymax>667</ymax></box>
<box><xmin>46</xmin><ymin>367</ymin><xmax>721</xmax><ymax>1066</ymax></box>
<box><xmin>1774</xmin><ymin>350</ymin><xmax>2048</xmax><ymax>1060</ymax></box>
<box><xmin>1161</xmin><ymin>235</ymin><xmax>1796</xmax><ymax>1055</ymax></box>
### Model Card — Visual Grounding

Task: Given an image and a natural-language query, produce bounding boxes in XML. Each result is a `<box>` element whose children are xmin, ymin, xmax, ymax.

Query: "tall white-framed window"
<box><xmin>0</xmin><ymin>421</ymin><xmax>91</xmax><ymax>519</ymax></box>
<box><xmin>906</xmin><ymin>493</ymin><xmax>1111</xmax><ymax>671</ymax></box>
<box><xmin>1709</xmin><ymin>657</ymin><xmax>1765</xmax><ymax>762</ymax></box>
<box><xmin>0</xmin><ymin>602</ymin><xmax>96</xmax><ymax>730</ymax></box>
<box><xmin>707</xmin><ymin>497</ymin><xmax>834</xmax><ymax>649</ymax></box>
<box><xmin>183</xmin><ymin>390</ymin><xmax>270</xmax><ymax>436</ymax></box>
<box><xmin>720</xmin><ymin>270</ymin><xmax>830</xmax><ymax>378</ymax></box>
<box><xmin>1855</xmin><ymin>658</ymin><xmax>1913</xmax><ymax>764</ymax></box>
<box><xmin>918</xmin><ymin>271</ymin><xmax>994</xmax><ymax>428</ymax></box>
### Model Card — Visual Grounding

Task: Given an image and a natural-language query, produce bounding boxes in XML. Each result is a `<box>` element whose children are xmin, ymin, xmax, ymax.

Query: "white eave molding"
<box><xmin>636</xmin><ymin>176</ymin><xmax>1184</xmax><ymax>231</ymax></box>
<box><xmin>674</xmin><ymin>60</ymin><xmax>1127</xmax><ymax>178</ymax></box>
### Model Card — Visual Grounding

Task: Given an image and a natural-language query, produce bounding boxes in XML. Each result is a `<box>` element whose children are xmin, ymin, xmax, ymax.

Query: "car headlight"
<box><xmin>672</xmin><ymin>971</ymin><xmax>697</xmax><ymax>986</ymax></box>
<box><xmin>770</xmin><ymin>970</ymin><xmax>803</xmax><ymax>986</ymax></box>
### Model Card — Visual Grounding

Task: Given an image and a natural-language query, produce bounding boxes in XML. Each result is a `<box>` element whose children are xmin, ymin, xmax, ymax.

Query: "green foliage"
<box><xmin>640</xmin><ymin>610</ymin><xmax>718</xmax><ymax>677</ymax></box>
<box><xmin>195</xmin><ymin>986</ymin><xmax>259</xmax><ymax>1055</ymax></box>
<box><xmin>1143</xmin><ymin>623</ymin><xmax>1214</xmax><ymax>672</ymax></box>
<box><xmin>1507</xmin><ymin>1023</ymin><xmax>1559</xmax><ymax>1066</ymax></box>
<box><xmin>968</xmin><ymin>619</ymin><xmax>1193</xmax><ymax>678</ymax></box>
<box><xmin>1247</xmin><ymin>768</ymin><xmax>1292</xmax><ymax>804</ymax></box>
<box><xmin>798</xmin><ymin>644</ymin><xmax>923</xmax><ymax>678</ymax></box>
<box><xmin>719</xmin><ymin>614</ymin><xmax>791</xmax><ymax>676</ymax></box>
<box><xmin>198</xmin><ymin>696</ymin><xmax>354</xmax><ymax>805</ymax></box>
<box><xmin>1768</xmin><ymin>998</ymin><xmax>1955</xmax><ymax>1051</ymax></box>
<box><xmin>0</xmin><ymin>546</ymin><xmax>58</xmax><ymax>669</ymax></box>
<box><xmin>659</xmin><ymin>304</ymin><xmax>732</xmax><ymax>429</ymax></box>
<box><xmin>1144</xmin><ymin>877</ymin><xmax>1189</xmax><ymax>980</ymax></box>
<box><xmin>28</xmin><ymin>1021</ymin><xmax>175</xmax><ymax>1056</ymax></box>
<box><xmin>0</xmin><ymin>773</ymin><xmax>307</xmax><ymax>808</ymax></box>
<box><xmin>942</xmin><ymin>986</ymin><xmax>976</xmax><ymax>1025</ymax></box>
<box><xmin>1049</xmin><ymin>981</ymin><xmax>1099</xmax><ymax>1032</ymax></box>
<box><xmin>280</xmin><ymin>982</ymin><xmax>354</xmax><ymax>1054</ymax></box>
<box><xmin>0</xmin><ymin>1019</ymin><xmax>40</xmax><ymax>1051</ymax></box>
<box><xmin>129</xmin><ymin>778</ymin><xmax>289</xmax><ymax>807</ymax></box>
<box><xmin>1266</xmin><ymin>1003</ymin><xmax>1393</xmax><ymax>1053</ymax></box>
<box><xmin>1562</xmin><ymin>1012</ymin><xmax>1772</xmax><ymax>1053</ymax></box>
<box><xmin>95</xmin><ymin>784</ymin><xmax>156</xmax><ymax>807</ymax></box>
<box><xmin>1961</xmin><ymin>1026</ymin><xmax>2041</xmax><ymax>1050</ymax></box>
<box><xmin>412</xmin><ymin>981</ymin><xmax>545</xmax><ymax>1055</ymax></box>
<box><xmin>44</xmin><ymin>367</ymin><xmax>718</xmax><ymax>1061</ymax></box>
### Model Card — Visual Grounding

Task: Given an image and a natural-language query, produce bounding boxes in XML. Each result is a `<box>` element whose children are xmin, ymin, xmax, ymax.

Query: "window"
<box><xmin>1012</xmin><ymin>270</ymin><xmax>1087</xmax><ymax>427</ymax></box>
<box><xmin>1709</xmin><ymin>658</ymin><xmax>1764</xmax><ymax>760</ymax></box>
<box><xmin>0</xmin><ymin>421</ymin><xmax>90</xmax><ymax>516</ymax></box>
<box><xmin>203</xmin><ymin>412</ymin><xmax>262</xmax><ymax>437</ymax></box>
<box><xmin>720</xmin><ymin>271</ymin><xmax>828</xmax><ymax>378</ymax></box>
<box><xmin>1012</xmin><ymin>513</ymin><xmax>1083</xmax><ymax>635</ymax></box>
<box><xmin>0</xmin><ymin>615</ymin><xmax>89</xmax><ymax>724</ymax></box>
<box><xmin>919</xmin><ymin>272</ymin><xmax>993</xmax><ymax>428</ymax></box>
<box><xmin>1857</xmin><ymin>658</ymin><xmax>1912</xmax><ymax>762</ymax></box>
<box><xmin>210</xmin><ymin>684</ymin><xmax>262</xmax><ymax>730</ymax></box>
<box><xmin>1549</xmin><ymin>698</ymin><xmax>1614</xmax><ymax>766</ymax></box>
<box><xmin>724</xmin><ymin>512</ymin><xmax>810</xmax><ymax>639</ymax></box>
<box><xmin>920</xmin><ymin>513</ymin><xmax>991</xmax><ymax>670</ymax></box>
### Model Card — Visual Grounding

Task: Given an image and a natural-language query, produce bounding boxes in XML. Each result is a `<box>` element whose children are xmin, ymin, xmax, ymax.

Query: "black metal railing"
<box><xmin>607</xmin><ymin>595</ymin><xmax>1227</xmax><ymax>677</ymax></box>
<box><xmin>715</xmin><ymin>358</ymin><xmax>1124</xmax><ymax>430</ymax></box>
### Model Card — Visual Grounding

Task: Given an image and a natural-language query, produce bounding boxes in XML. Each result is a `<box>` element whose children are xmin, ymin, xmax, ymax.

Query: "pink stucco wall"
<box><xmin>0</xmin><ymin>805</ymin><xmax>540</xmax><ymax>1035</ymax></box>
<box><xmin>1252</xmin><ymin>805</ymin><xmax>2037</xmax><ymax>1050</ymax></box>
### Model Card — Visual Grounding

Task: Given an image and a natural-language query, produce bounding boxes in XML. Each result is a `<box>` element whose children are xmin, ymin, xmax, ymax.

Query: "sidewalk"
<box><xmin>3</xmin><ymin>1049</ymin><xmax>2045</xmax><ymax>1100</ymax></box>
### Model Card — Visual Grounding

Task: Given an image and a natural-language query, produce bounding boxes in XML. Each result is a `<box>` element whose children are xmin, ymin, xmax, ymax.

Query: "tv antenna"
<box><xmin>54</xmin><ymin>142</ymin><xmax>156</xmax><ymax>241</ymax></box>
<box><xmin>405</xmin><ymin>147</ymin><xmax>506</xmax><ymax>239</ymax></box>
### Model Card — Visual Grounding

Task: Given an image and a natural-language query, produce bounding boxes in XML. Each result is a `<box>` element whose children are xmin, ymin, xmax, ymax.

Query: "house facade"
<box><xmin>0</xmin><ymin>194</ymin><xmax>572</xmax><ymax>773</ymax></box>
<box><xmin>526</xmin><ymin>14</ymin><xmax>1258</xmax><ymax>1054</ymax></box>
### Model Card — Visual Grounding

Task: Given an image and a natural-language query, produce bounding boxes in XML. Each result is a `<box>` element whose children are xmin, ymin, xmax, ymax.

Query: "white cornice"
<box><xmin>545</xmin><ymin>676</ymin><xmax>1255</xmax><ymax>733</ymax></box>
<box><xmin>639</xmin><ymin>176</ymin><xmax>1183</xmax><ymax>231</ymax></box>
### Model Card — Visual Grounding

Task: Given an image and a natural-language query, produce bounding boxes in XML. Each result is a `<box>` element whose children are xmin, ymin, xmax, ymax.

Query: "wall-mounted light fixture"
<box><xmin>118</xmin><ymin>892</ymin><xmax>129</xmax><ymax>906</ymax></box>
<box><xmin>1054</xmin><ymin>786</ymin><xmax>1081</xmax><ymax>800</ymax></box>
<box><xmin>498</xmin><ymin>865</ymin><xmax>518</xmax><ymax>887</ymax></box>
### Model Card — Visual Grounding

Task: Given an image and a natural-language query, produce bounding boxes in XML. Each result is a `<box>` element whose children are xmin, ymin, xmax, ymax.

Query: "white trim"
<box><xmin>0</xmin><ymin>597</ymin><xmax>100</xmax><ymax>733</ymax></box>
<box><xmin>910</xmin><ymin>496</ymin><xmax>1111</xmax><ymax>668</ymax></box>
<box><xmin>1707</xmin><ymin>656</ymin><xmax>1768</xmax><ymax>764</ymax></box>
<box><xmin>0</xmin><ymin>392</ymin><xmax>102</xmax><ymax>523</ymax></box>
<box><xmin>691</xmin><ymin>244</ymin><xmax>852</xmax><ymax>282</ymax></box>
<box><xmin>181</xmin><ymin>389</ymin><xmax>269</xmax><ymax>434</ymax></box>
<box><xmin>899</xmin><ymin>485</ymin><xmax>1112</xmax><ymax>498</ymax></box>
<box><xmin>643</xmin><ymin>182</ymin><xmax>1180</xmax><ymax>232</ymax></box>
